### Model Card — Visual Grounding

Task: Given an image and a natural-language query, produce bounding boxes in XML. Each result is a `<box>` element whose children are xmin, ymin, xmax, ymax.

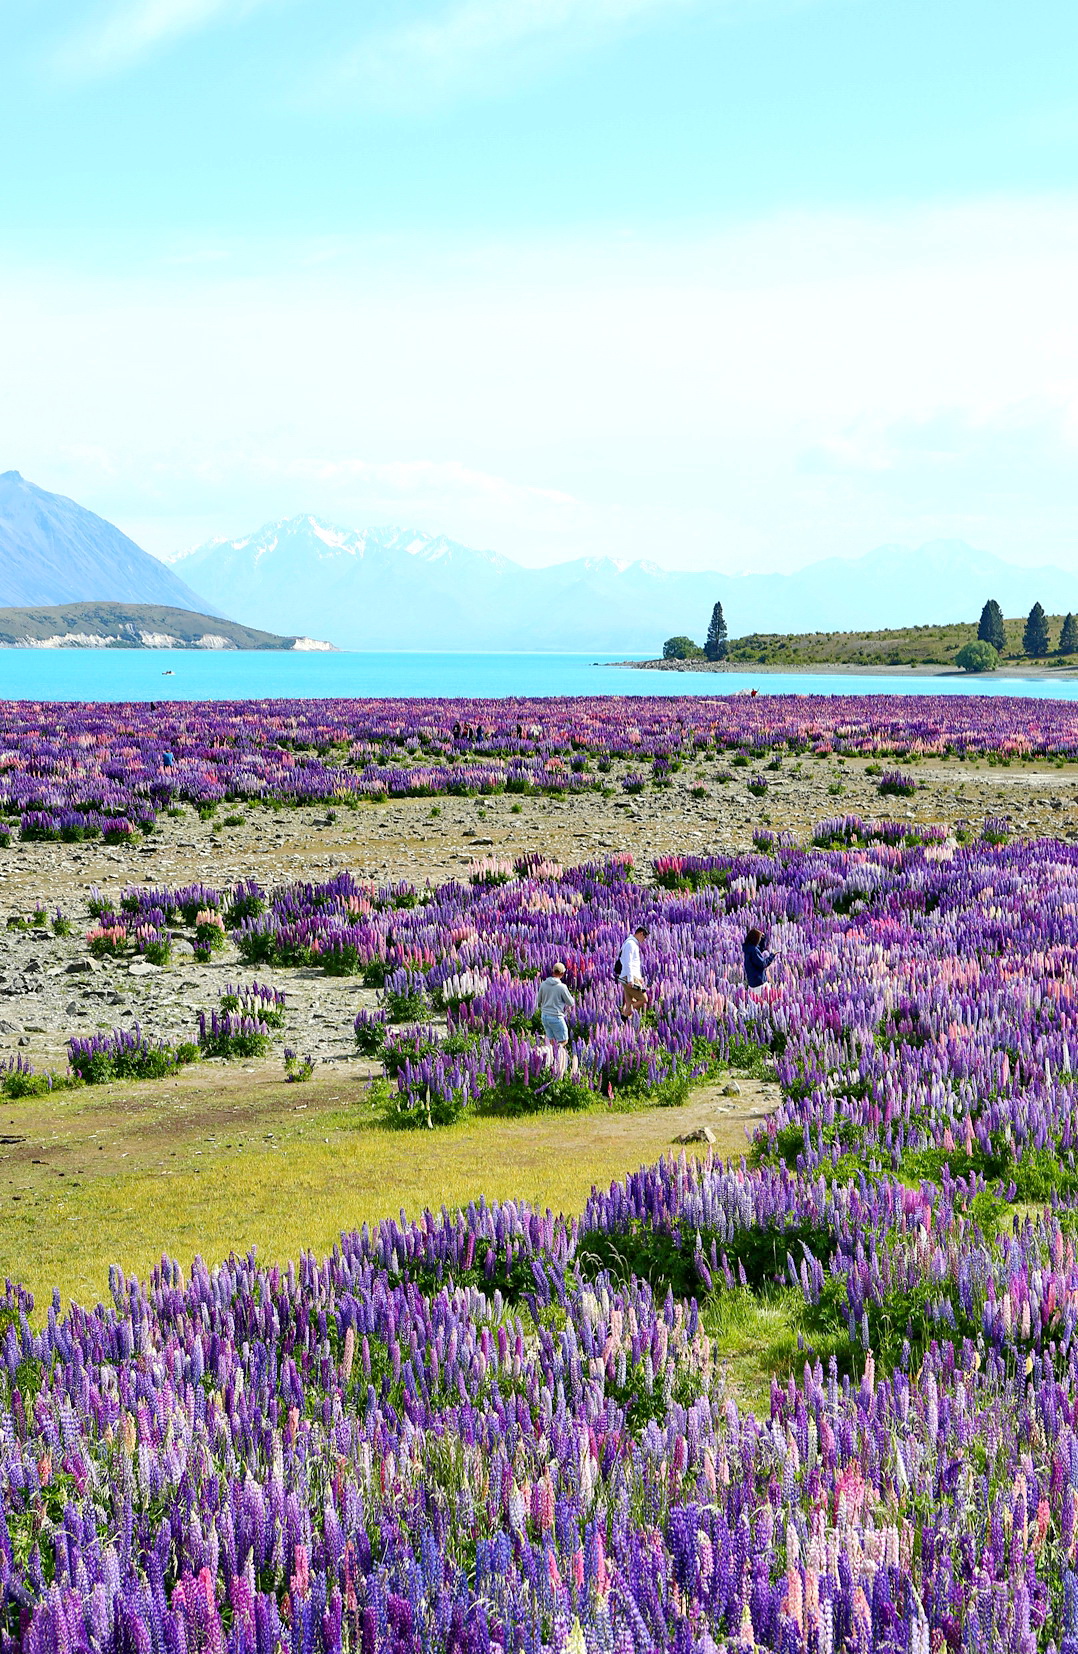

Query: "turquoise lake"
<box><xmin>0</xmin><ymin>650</ymin><xmax>1076</xmax><ymax>701</ymax></box>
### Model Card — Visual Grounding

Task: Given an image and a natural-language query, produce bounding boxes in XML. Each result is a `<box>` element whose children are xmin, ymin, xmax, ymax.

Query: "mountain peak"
<box><xmin>169</xmin><ymin>519</ymin><xmax>1078</xmax><ymax>652</ymax></box>
<box><xmin>0</xmin><ymin>475</ymin><xmax>222</xmax><ymax>614</ymax></box>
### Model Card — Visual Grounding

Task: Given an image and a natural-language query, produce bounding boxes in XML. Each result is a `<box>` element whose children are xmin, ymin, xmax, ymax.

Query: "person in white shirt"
<box><xmin>618</xmin><ymin>925</ymin><xmax>649</xmax><ymax>1021</ymax></box>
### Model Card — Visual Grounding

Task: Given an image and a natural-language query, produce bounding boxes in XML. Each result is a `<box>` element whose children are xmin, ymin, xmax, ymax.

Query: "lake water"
<box><xmin>0</xmin><ymin>650</ymin><xmax>1077</xmax><ymax>702</ymax></box>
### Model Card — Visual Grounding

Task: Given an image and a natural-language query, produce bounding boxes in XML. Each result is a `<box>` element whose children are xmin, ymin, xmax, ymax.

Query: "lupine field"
<box><xmin>2</xmin><ymin>692</ymin><xmax>1078</xmax><ymax>834</ymax></box>
<box><xmin>12</xmin><ymin>696</ymin><xmax>1078</xmax><ymax>1651</ymax></box>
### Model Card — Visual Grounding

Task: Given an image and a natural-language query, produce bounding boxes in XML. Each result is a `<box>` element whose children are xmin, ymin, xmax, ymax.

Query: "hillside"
<box><xmin>171</xmin><ymin>517</ymin><xmax>1078</xmax><ymax>651</ymax></box>
<box><xmin>0</xmin><ymin>603</ymin><xmax>333</xmax><ymax>650</ymax></box>
<box><xmin>651</xmin><ymin>613</ymin><xmax>1078</xmax><ymax>669</ymax></box>
<box><xmin>0</xmin><ymin>472</ymin><xmax>217</xmax><ymax>612</ymax></box>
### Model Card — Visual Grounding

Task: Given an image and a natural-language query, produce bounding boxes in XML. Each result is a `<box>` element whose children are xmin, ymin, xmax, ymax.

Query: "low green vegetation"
<box><xmin>661</xmin><ymin>598</ymin><xmax>1078</xmax><ymax>668</ymax></box>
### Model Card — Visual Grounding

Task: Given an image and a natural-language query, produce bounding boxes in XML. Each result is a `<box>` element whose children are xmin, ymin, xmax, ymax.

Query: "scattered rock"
<box><xmin>721</xmin><ymin>1081</ymin><xmax>741</xmax><ymax>1096</ymax></box>
<box><xmin>66</xmin><ymin>960</ymin><xmax>98</xmax><ymax>975</ymax></box>
<box><xmin>129</xmin><ymin>961</ymin><xmax>161</xmax><ymax>976</ymax></box>
<box><xmin>16</xmin><ymin>1036</ymin><xmax>29</xmax><ymax>1047</ymax></box>
<box><xmin>675</xmin><ymin>1125</ymin><xmax>716</xmax><ymax>1145</ymax></box>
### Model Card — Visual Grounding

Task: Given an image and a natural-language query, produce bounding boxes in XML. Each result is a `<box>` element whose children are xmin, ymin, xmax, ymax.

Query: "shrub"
<box><xmin>353</xmin><ymin>1009</ymin><xmax>388</xmax><ymax>1055</ymax></box>
<box><xmin>662</xmin><ymin>636</ymin><xmax>703</xmax><ymax>660</ymax></box>
<box><xmin>283</xmin><ymin>1049</ymin><xmax>316</xmax><ymax>1082</ymax></box>
<box><xmin>468</xmin><ymin>857</ymin><xmax>514</xmax><ymax>886</ymax></box>
<box><xmin>0</xmin><ymin>1056</ymin><xmax>75</xmax><ymax>1099</ymax></box>
<box><xmin>67</xmin><ymin>1027</ymin><xmax>198</xmax><ymax>1084</ymax></box>
<box><xmin>224</xmin><ymin>880</ymin><xmax>267</xmax><ymax>925</ymax></box>
<box><xmin>134</xmin><ymin>926</ymin><xmax>172</xmax><ymax>966</ymax></box>
<box><xmin>955</xmin><ymin>640</ymin><xmax>998</xmax><ymax>673</ymax></box>
<box><xmin>87</xmin><ymin>924</ymin><xmax>127</xmax><ymax>958</ymax></box>
<box><xmin>217</xmin><ymin>981</ymin><xmax>286</xmax><ymax>1027</ymax></box>
<box><xmin>197</xmin><ymin>1011</ymin><xmax>272</xmax><ymax>1059</ymax></box>
<box><xmin>314</xmin><ymin>938</ymin><xmax>362</xmax><ymax>975</ymax></box>
<box><xmin>193</xmin><ymin>911</ymin><xmax>227</xmax><ymax>961</ymax></box>
<box><xmin>382</xmin><ymin>969</ymin><xmax>429</xmax><ymax>1023</ymax></box>
<box><xmin>877</xmin><ymin>770</ymin><xmax>917</xmax><ymax>797</ymax></box>
<box><xmin>176</xmin><ymin>885</ymin><xmax>221</xmax><ymax>925</ymax></box>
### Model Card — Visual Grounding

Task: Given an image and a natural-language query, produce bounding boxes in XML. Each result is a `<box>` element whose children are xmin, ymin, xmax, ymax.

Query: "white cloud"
<box><xmin>284</xmin><ymin>456</ymin><xmax>576</xmax><ymax>507</ymax></box>
<box><xmin>58</xmin><ymin>0</ymin><xmax>266</xmax><ymax>75</ymax></box>
<box><xmin>330</xmin><ymin>0</ymin><xmax>697</xmax><ymax>107</ymax></box>
<box><xmin>5</xmin><ymin>195</ymin><xmax>1078</xmax><ymax>571</ymax></box>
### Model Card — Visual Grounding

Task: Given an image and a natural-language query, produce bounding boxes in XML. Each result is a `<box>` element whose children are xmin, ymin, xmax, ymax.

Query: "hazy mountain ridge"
<box><xmin>0</xmin><ymin>472</ymin><xmax>219</xmax><ymax>613</ymax></box>
<box><xmin>175</xmin><ymin>519</ymin><xmax>1078</xmax><ymax>651</ymax></box>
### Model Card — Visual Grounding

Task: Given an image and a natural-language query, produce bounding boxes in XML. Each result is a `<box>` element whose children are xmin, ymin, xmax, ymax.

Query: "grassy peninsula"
<box><xmin>644</xmin><ymin>611</ymin><xmax>1078</xmax><ymax>671</ymax></box>
<box><xmin>0</xmin><ymin>601</ymin><xmax>332</xmax><ymax>649</ymax></box>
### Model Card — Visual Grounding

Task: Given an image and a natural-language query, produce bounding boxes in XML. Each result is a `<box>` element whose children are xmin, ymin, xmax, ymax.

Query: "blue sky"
<box><xmin>3</xmin><ymin>0</ymin><xmax>1078</xmax><ymax>573</ymax></box>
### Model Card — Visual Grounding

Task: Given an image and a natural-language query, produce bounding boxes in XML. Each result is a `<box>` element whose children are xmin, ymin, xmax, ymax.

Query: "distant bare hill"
<box><xmin>0</xmin><ymin>603</ymin><xmax>334</xmax><ymax>651</ymax></box>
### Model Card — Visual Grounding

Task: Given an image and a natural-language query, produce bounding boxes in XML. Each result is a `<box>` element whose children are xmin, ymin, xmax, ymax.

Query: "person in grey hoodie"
<box><xmin>537</xmin><ymin>962</ymin><xmax>575</xmax><ymax>1053</ymax></box>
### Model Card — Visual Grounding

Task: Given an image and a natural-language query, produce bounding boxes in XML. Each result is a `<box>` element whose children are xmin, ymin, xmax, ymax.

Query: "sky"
<box><xmin>2</xmin><ymin>0</ymin><xmax>1078</xmax><ymax>574</ymax></box>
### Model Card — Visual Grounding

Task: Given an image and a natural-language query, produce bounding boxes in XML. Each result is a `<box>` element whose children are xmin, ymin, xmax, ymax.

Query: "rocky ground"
<box><xmin>0</xmin><ymin>748</ymin><xmax>1074</xmax><ymax>1073</ymax></box>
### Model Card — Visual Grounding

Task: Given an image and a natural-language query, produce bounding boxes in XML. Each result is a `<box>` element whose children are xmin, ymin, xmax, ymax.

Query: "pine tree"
<box><xmin>1023</xmin><ymin>602</ymin><xmax>1050</xmax><ymax>658</ymax></box>
<box><xmin>1060</xmin><ymin>613</ymin><xmax>1078</xmax><ymax>655</ymax></box>
<box><xmin>977</xmin><ymin>599</ymin><xmax>1005</xmax><ymax>654</ymax></box>
<box><xmin>704</xmin><ymin>601</ymin><xmax>728</xmax><ymax>662</ymax></box>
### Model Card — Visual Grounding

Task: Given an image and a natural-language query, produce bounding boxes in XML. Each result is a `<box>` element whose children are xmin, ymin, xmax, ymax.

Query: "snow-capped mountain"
<box><xmin>0</xmin><ymin>472</ymin><xmax>218</xmax><ymax>613</ymax></box>
<box><xmin>172</xmin><ymin>515</ymin><xmax>1078</xmax><ymax>651</ymax></box>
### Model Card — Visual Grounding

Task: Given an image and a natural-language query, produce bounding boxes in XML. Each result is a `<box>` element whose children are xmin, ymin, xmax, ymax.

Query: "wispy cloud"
<box><xmin>58</xmin><ymin>0</ymin><xmax>266</xmax><ymax>76</ymax></box>
<box><xmin>286</xmin><ymin>456</ymin><xmax>576</xmax><ymax>507</ymax></box>
<box><xmin>330</xmin><ymin>0</ymin><xmax>697</xmax><ymax>109</ymax></box>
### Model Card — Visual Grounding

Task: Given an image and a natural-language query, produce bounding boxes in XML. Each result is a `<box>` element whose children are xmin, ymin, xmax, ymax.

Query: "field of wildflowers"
<box><xmin>12</xmin><ymin>696</ymin><xmax>1078</xmax><ymax>1649</ymax></box>
<box><xmin>2</xmin><ymin>691</ymin><xmax>1078</xmax><ymax>834</ymax></box>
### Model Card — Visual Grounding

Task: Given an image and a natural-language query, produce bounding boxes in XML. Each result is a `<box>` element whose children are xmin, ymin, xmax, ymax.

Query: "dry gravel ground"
<box><xmin>0</xmin><ymin>747</ymin><xmax>1067</xmax><ymax>1304</ymax></box>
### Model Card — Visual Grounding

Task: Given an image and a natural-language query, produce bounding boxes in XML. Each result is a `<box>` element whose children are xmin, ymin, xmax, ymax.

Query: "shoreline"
<box><xmin>609</xmin><ymin>658</ymin><xmax>1078</xmax><ymax>681</ymax></box>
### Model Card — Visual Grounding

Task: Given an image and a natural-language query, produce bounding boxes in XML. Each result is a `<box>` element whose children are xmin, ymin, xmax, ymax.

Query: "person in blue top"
<box><xmin>743</xmin><ymin>927</ymin><xmax>775</xmax><ymax>989</ymax></box>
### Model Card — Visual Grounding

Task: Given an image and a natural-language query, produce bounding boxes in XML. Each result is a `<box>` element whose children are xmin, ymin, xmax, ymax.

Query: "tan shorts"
<box><xmin>621</xmin><ymin>982</ymin><xmax>648</xmax><ymax>1013</ymax></box>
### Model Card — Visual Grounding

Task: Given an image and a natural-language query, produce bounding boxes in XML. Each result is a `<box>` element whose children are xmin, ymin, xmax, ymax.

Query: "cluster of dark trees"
<box><xmin>662</xmin><ymin>602</ymin><xmax>728</xmax><ymax>663</ymax></box>
<box><xmin>978</xmin><ymin>599</ymin><xmax>1078</xmax><ymax>659</ymax></box>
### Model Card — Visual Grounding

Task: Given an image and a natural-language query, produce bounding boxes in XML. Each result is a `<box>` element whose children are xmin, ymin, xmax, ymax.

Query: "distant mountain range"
<box><xmin>0</xmin><ymin>472</ymin><xmax>216</xmax><ymax>613</ymax></box>
<box><xmin>0</xmin><ymin>602</ymin><xmax>333</xmax><ymax>651</ymax></box>
<box><xmin>172</xmin><ymin>516</ymin><xmax>1078</xmax><ymax>651</ymax></box>
<box><xmin>4</xmin><ymin>472</ymin><xmax>1077</xmax><ymax>651</ymax></box>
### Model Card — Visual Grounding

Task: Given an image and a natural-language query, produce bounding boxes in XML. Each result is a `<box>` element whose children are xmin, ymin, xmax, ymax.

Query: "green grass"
<box><xmin>701</xmin><ymin>1287</ymin><xmax>850</xmax><ymax>1412</ymax></box>
<box><xmin>0</xmin><ymin>1064</ymin><xmax>753</xmax><ymax>1311</ymax></box>
<box><xmin>720</xmin><ymin>614</ymin><xmax>1078</xmax><ymax>668</ymax></box>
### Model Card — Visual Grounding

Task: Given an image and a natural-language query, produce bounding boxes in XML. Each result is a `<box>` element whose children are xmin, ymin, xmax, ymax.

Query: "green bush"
<box><xmin>662</xmin><ymin>637</ymin><xmax>704</xmax><ymax>660</ymax></box>
<box><xmin>955</xmin><ymin>639</ymin><xmax>999</xmax><ymax>673</ymax></box>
